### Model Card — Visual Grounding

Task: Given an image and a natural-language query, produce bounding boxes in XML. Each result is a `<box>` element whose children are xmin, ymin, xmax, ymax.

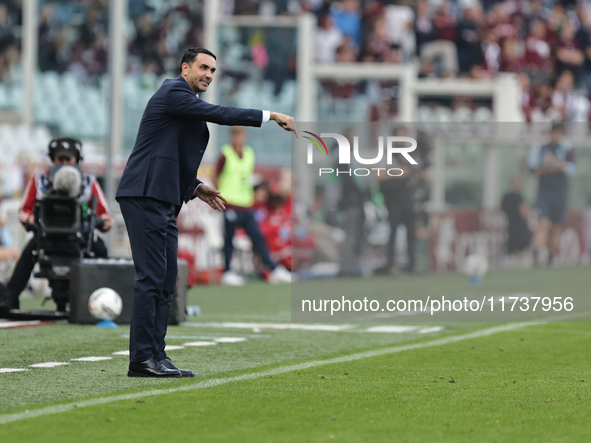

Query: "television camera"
<box><xmin>30</xmin><ymin>164</ymin><xmax>105</xmax><ymax>311</ymax></box>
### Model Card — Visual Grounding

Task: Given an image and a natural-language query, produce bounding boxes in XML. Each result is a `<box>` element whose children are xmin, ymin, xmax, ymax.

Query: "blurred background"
<box><xmin>0</xmin><ymin>0</ymin><xmax>590</xmax><ymax>285</ymax></box>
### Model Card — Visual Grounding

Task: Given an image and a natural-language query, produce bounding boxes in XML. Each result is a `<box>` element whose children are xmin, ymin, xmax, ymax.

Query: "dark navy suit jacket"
<box><xmin>116</xmin><ymin>75</ymin><xmax>263</xmax><ymax>207</ymax></box>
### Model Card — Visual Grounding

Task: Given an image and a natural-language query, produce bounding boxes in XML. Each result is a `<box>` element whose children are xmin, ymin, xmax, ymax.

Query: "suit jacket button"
<box><xmin>199</xmin><ymin>150</ymin><xmax>203</xmax><ymax>153</ymax></box>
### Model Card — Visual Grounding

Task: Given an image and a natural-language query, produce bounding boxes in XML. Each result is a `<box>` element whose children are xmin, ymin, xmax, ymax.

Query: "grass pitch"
<box><xmin>0</xmin><ymin>267</ymin><xmax>590</xmax><ymax>442</ymax></box>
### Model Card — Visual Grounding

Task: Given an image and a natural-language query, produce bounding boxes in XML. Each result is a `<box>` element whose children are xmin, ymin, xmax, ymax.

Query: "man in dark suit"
<box><xmin>116</xmin><ymin>47</ymin><xmax>296</xmax><ymax>378</ymax></box>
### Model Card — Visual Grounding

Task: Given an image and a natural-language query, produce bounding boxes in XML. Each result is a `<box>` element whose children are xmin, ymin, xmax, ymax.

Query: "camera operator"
<box><xmin>0</xmin><ymin>137</ymin><xmax>113</xmax><ymax>311</ymax></box>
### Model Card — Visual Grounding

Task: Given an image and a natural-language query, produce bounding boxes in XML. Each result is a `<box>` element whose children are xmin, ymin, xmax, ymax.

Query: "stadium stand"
<box><xmin>3</xmin><ymin>0</ymin><xmax>591</xmax><ymax>138</ymax></box>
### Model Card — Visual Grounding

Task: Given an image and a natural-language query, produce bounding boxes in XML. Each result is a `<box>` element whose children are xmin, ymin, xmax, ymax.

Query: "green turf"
<box><xmin>1</xmin><ymin>266</ymin><xmax>590</xmax><ymax>441</ymax></box>
<box><xmin>1</xmin><ymin>322</ymin><xmax>590</xmax><ymax>442</ymax></box>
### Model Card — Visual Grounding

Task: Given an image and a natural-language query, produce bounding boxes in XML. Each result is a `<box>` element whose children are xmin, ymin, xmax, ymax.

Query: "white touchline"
<box><xmin>418</xmin><ymin>327</ymin><xmax>444</xmax><ymax>334</ymax></box>
<box><xmin>184</xmin><ymin>322</ymin><xmax>355</xmax><ymax>331</ymax></box>
<box><xmin>0</xmin><ymin>322</ymin><xmax>535</xmax><ymax>425</ymax></box>
<box><xmin>213</xmin><ymin>338</ymin><xmax>246</xmax><ymax>343</ymax></box>
<box><xmin>28</xmin><ymin>362</ymin><xmax>70</xmax><ymax>368</ymax></box>
<box><xmin>365</xmin><ymin>326</ymin><xmax>419</xmax><ymax>333</ymax></box>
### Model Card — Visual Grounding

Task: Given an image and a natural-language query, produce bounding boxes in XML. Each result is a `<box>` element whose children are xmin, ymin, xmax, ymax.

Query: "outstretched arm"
<box><xmin>165</xmin><ymin>86</ymin><xmax>299</xmax><ymax>137</ymax></box>
<box><xmin>165</xmin><ymin>86</ymin><xmax>264</xmax><ymax>127</ymax></box>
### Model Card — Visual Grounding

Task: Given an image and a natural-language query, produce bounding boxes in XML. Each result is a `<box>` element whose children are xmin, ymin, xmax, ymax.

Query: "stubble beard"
<box><xmin>188</xmin><ymin>72</ymin><xmax>209</xmax><ymax>94</ymax></box>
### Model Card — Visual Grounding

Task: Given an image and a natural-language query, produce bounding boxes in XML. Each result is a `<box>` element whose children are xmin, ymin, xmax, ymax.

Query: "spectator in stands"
<box><xmin>414</xmin><ymin>0</ymin><xmax>434</xmax><ymax>54</ymax></box>
<box><xmin>360</xmin><ymin>1</ymin><xmax>386</xmax><ymax>60</ymax></box>
<box><xmin>418</xmin><ymin>1</ymin><xmax>458</xmax><ymax>77</ymax></box>
<box><xmin>547</xmin><ymin>2</ymin><xmax>569</xmax><ymax>43</ymax></box>
<box><xmin>214</xmin><ymin>126</ymin><xmax>291</xmax><ymax>286</ymax></box>
<box><xmin>522</xmin><ymin>0</ymin><xmax>547</xmax><ymax>29</ymax></box>
<box><xmin>528</xmin><ymin>123</ymin><xmax>576</xmax><ymax>267</ymax></box>
<box><xmin>479</xmin><ymin>28</ymin><xmax>501</xmax><ymax>78</ymax></box>
<box><xmin>575</xmin><ymin>5</ymin><xmax>591</xmax><ymax>90</ymax></box>
<box><xmin>38</xmin><ymin>5</ymin><xmax>60</xmax><ymax>72</ymax></box>
<box><xmin>556</xmin><ymin>22</ymin><xmax>584</xmax><ymax>83</ymax></box>
<box><xmin>524</xmin><ymin>19</ymin><xmax>551</xmax><ymax>83</ymax></box>
<box><xmin>500</xmin><ymin>37</ymin><xmax>525</xmax><ymax>73</ymax></box>
<box><xmin>384</xmin><ymin>0</ymin><xmax>415</xmax><ymax>60</ymax></box>
<box><xmin>0</xmin><ymin>4</ymin><xmax>17</xmax><ymax>83</ymax></box>
<box><xmin>316</xmin><ymin>12</ymin><xmax>344</xmax><ymax>64</ymax></box>
<box><xmin>130</xmin><ymin>12</ymin><xmax>157</xmax><ymax>66</ymax></box>
<box><xmin>264</xmin><ymin>26</ymin><xmax>296</xmax><ymax>95</ymax></box>
<box><xmin>331</xmin><ymin>0</ymin><xmax>362</xmax><ymax>49</ymax></box>
<box><xmin>486</xmin><ymin>3</ymin><xmax>517</xmax><ymax>42</ymax></box>
<box><xmin>456</xmin><ymin>6</ymin><xmax>483</xmax><ymax>75</ymax></box>
<box><xmin>78</xmin><ymin>7</ymin><xmax>106</xmax><ymax>49</ymax></box>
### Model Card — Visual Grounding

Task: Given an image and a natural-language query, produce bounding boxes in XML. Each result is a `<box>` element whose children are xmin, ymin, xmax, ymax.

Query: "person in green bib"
<box><xmin>214</xmin><ymin>126</ymin><xmax>292</xmax><ymax>286</ymax></box>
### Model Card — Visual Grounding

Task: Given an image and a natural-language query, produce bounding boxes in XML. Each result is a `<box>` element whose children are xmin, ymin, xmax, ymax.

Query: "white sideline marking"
<box><xmin>164</xmin><ymin>345</ymin><xmax>185</xmax><ymax>351</ymax></box>
<box><xmin>184</xmin><ymin>322</ymin><xmax>354</xmax><ymax>332</ymax></box>
<box><xmin>183</xmin><ymin>342</ymin><xmax>217</xmax><ymax>347</ymax></box>
<box><xmin>29</xmin><ymin>362</ymin><xmax>69</xmax><ymax>368</ymax></box>
<box><xmin>71</xmin><ymin>357</ymin><xmax>112</xmax><ymax>362</ymax></box>
<box><xmin>366</xmin><ymin>326</ymin><xmax>419</xmax><ymax>333</ymax></box>
<box><xmin>419</xmin><ymin>327</ymin><xmax>444</xmax><ymax>334</ymax></box>
<box><xmin>214</xmin><ymin>338</ymin><xmax>246</xmax><ymax>343</ymax></box>
<box><xmin>0</xmin><ymin>322</ymin><xmax>534</xmax><ymax>425</ymax></box>
<box><xmin>0</xmin><ymin>321</ymin><xmax>42</xmax><ymax>329</ymax></box>
<box><xmin>0</xmin><ymin>368</ymin><xmax>28</xmax><ymax>373</ymax></box>
<box><xmin>112</xmin><ymin>350</ymin><xmax>129</xmax><ymax>356</ymax></box>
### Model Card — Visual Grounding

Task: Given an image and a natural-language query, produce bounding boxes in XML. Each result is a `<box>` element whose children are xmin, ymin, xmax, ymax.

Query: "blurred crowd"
<box><xmin>2</xmin><ymin>0</ymin><xmax>591</xmax><ymax>120</ymax></box>
<box><xmin>36</xmin><ymin>0</ymin><xmax>206</xmax><ymax>84</ymax></box>
<box><xmin>313</xmin><ymin>0</ymin><xmax>591</xmax><ymax>121</ymax></box>
<box><xmin>0</xmin><ymin>2</ymin><xmax>21</xmax><ymax>85</ymax></box>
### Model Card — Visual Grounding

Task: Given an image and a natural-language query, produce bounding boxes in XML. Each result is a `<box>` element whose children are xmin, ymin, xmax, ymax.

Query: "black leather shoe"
<box><xmin>128</xmin><ymin>357</ymin><xmax>182</xmax><ymax>378</ymax></box>
<box><xmin>155</xmin><ymin>356</ymin><xmax>195</xmax><ymax>378</ymax></box>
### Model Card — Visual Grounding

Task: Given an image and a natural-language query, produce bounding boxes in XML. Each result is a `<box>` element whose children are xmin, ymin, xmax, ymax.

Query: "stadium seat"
<box><xmin>417</xmin><ymin>105</ymin><xmax>434</xmax><ymax>122</ymax></box>
<box><xmin>472</xmin><ymin>106</ymin><xmax>493</xmax><ymax>123</ymax></box>
<box><xmin>0</xmin><ymin>83</ymin><xmax>8</xmax><ymax>109</ymax></box>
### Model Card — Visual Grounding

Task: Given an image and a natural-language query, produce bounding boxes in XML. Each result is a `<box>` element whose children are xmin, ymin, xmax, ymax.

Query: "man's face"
<box><xmin>183</xmin><ymin>53</ymin><xmax>216</xmax><ymax>94</ymax></box>
<box><xmin>231</xmin><ymin>128</ymin><xmax>247</xmax><ymax>147</ymax></box>
<box><xmin>54</xmin><ymin>155</ymin><xmax>77</xmax><ymax>165</ymax></box>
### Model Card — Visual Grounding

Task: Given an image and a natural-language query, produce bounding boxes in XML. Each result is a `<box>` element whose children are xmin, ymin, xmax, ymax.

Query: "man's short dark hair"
<box><xmin>180</xmin><ymin>48</ymin><xmax>216</xmax><ymax>74</ymax></box>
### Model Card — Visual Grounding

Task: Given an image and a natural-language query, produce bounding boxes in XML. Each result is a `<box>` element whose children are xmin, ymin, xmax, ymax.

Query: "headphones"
<box><xmin>47</xmin><ymin>136</ymin><xmax>83</xmax><ymax>162</ymax></box>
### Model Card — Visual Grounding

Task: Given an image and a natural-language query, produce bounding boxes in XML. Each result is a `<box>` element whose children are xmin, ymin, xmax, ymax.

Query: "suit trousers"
<box><xmin>118</xmin><ymin>197</ymin><xmax>178</xmax><ymax>363</ymax></box>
